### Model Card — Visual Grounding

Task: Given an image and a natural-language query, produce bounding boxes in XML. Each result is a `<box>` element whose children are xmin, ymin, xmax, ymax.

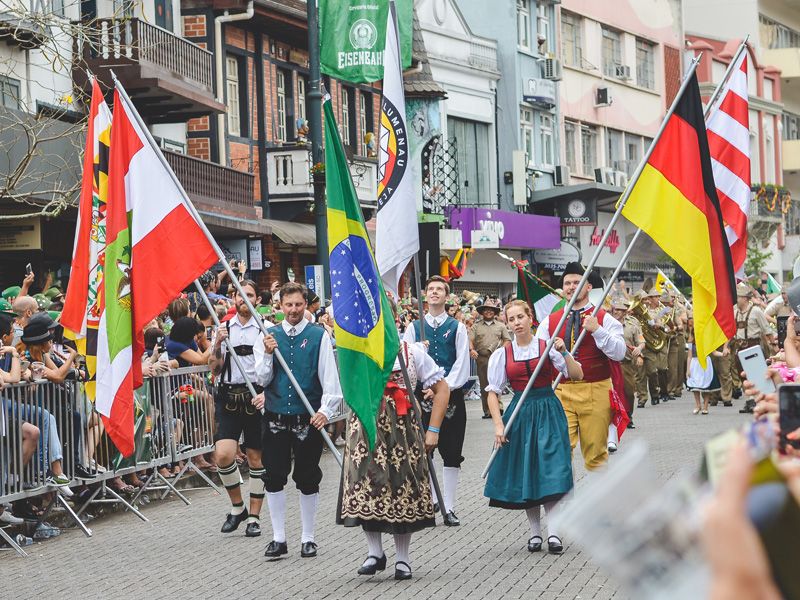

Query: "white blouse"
<box><xmin>394</xmin><ymin>342</ymin><xmax>446</xmax><ymax>390</ymax></box>
<box><xmin>485</xmin><ymin>338</ymin><xmax>569</xmax><ymax>394</ymax></box>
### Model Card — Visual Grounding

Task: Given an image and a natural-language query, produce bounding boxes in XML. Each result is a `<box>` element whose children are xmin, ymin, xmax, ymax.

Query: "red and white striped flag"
<box><xmin>706</xmin><ymin>51</ymin><xmax>750</xmax><ymax>276</ymax></box>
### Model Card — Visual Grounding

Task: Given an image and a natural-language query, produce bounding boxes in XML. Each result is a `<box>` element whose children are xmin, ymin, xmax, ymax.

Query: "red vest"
<box><xmin>548</xmin><ymin>308</ymin><xmax>611</xmax><ymax>383</ymax></box>
<box><xmin>505</xmin><ymin>340</ymin><xmax>552</xmax><ymax>391</ymax></box>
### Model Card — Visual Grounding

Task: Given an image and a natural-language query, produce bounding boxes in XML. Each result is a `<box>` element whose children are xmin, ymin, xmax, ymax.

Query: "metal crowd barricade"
<box><xmin>0</xmin><ymin>377</ymin><xmax>90</xmax><ymax>556</ymax></box>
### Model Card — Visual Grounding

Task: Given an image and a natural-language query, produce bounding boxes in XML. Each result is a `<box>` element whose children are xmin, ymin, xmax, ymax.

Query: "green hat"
<box><xmin>44</xmin><ymin>287</ymin><xmax>63</xmax><ymax>300</ymax></box>
<box><xmin>0</xmin><ymin>298</ymin><xmax>13</xmax><ymax>315</ymax></box>
<box><xmin>33</xmin><ymin>294</ymin><xmax>52</xmax><ymax>310</ymax></box>
<box><xmin>257</xmin><ymin>305</ymin><xmax>274</xmax><ymax>316</ymax></box>
<box><xmin>2</xmin><ymin>286</ymin><xmax>21</xmax><ymax>300</ymax></box>
<box><xmin>274</xmin><ymin>310</ymin><xmax>285</xmax><ymax>323</ymax></box>
<box><xmin>47</xmin><ymin>310</ymin><xmax>61</xmax><ymax>321</ymax></box>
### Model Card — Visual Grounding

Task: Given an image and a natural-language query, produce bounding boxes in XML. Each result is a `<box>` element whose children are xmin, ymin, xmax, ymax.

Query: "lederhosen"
<box><xmin>413</xmin><ymin>317</ymin><xmax>466</xmax><ymax>469</ymax></box>
<box><xmin>732</xmin><ymin>306</ymin><xmax>762</xmax><ymax>351</ymax></box>
<box><xmin>214</xmin><ymin>319</ymin><xmax>263</xmax><ymax>448</ymax></box>
<box><xmin>262</xmin><ymin>323</ymin><xmax>326</xmax><ymax>495</ymax></box>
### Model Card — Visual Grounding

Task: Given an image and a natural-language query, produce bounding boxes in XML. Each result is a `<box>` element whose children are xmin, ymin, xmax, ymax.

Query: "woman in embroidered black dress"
<box><xmin>337</xmin><ymin>341</ymin><xmax>449</xmax><ymax>580</ymax></box>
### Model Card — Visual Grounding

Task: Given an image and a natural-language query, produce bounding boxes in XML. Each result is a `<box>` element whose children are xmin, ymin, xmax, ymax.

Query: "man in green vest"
<box><xmin>258</xmin><ymin>282</ymin><xmax>343</xmax><ymax>559</ymax></box>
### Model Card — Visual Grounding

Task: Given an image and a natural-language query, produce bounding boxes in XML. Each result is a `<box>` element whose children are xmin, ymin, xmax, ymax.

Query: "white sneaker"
<box><xmin>0</xmin><ymin>511</ymin><xmax>24</xmax><ymax>525</ymax></box>
<box><xmin>607</xmin><ymin>441</ymin><xmax>618</xmax><ymax>453</ymax></box>
<box><xmin>89</xmin><ymin>459</ymin><xmax>107</xmax><ymax>473</ymax></box>
<box><xmin>57</xmin><ymin>485</ymin><xmax>74</xmax><ymax>498</ymax></box>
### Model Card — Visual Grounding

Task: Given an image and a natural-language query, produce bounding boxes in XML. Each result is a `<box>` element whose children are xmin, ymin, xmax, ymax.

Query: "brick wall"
<box><xmin>663</xmin><ymin>45</ymin><xmax>681</xmax><ymax>108</ymax></box>
<box><xmin>182</xmin><ymin>14</ymin><xmax>206</xmax><ymax>38</ymax></box>
<box><xmin>188</xmin><ymin>137</ymin><xmax>210</xmax><ymax>161</ymax></box>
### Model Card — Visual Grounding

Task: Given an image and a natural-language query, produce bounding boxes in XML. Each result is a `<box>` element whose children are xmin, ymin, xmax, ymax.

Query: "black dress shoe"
<box><xmin>394</xmin><ymin>561</ymin><xmax>412</xmax><ymax>581</ymax></box>
<box><xmin>527</xmin><ymin>536</ymin><xmax>542</xmax><ymax>552</ymax></box>
<box><xmin>660</xmin><ymin>395</ymin><xmax>669</xmax><ymax>403</ymax></box>
<box><xmin>264</xmin><ymin>540</ymin><xmax>288</xmax><ymax>558</ymax></box>
<box><xmin>723</xmin><ymin>401</ymin><xmax>733</xmax><ymax>407</ymax></box>
<box><xmin>300</xmin><ymin>541</ymin><xmax>318</xmax><ymax>557</ymax></box>
<box><xmin>245</xmin><ymin>521</ymin><xmax>261</xmax><ymax>537</ymax></box>
<box><xmin>221</xmin><ymin>509</ymin><xmax>248</xmax><ymax>533</ymax></box>
<box><xmin>443</xmin><ymin>510</ymin><xmax>460</xmax><ymax>526</ymax></box>
<box><xmin>637</xmin><ymin>402</ymin><xmax>646</xmax><ymax>409</ymax></box>
<box><xmin>627</xmin><ymin>421</ymin><xmax>635</xmax><ymax>429</ymax></box>
<box><xmin>739</xmin><ymin>399</ymin><xmax>755</xmax><ymax>414</ymax></box>
<box><xmin>651</xmin><ymin>397</ymin><xmax>659</xmax><ymax>406</ymax></box>
<box><xmin>732</xmin><ymin>388</ymin><xmax>742</xmax><ymax>399</ymax></box>
<box><xmin>482</xmin><ymin>414</ymin><xmax>492</xmax><ymax>419</ymax></box>
<box><xmin>547</xmin><ymin>535</ymin><xmax>564</xmax><ymax>554</ymax></box>
<box><xmin>357</xmin><ymin>554</ymin><xmax>387</xmax><ymax>575</ymax></box>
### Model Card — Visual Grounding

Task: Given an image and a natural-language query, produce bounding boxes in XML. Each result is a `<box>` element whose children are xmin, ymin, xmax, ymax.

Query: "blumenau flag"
<box><xmin>325</xmin><ymin>96</ymin><xmax>400</xmax><ymax>450</ymax></box>
<box><xmin>621</xmin><ymin>73</ymin><xmax>736</xmax><ymax>363</ymax></box>
<box><xmin>706</xmin><ymin>51</ymin><xmax>750</xmax><ymax>276</ymax></box>
<box><xmin>97</xmin><ymin>87</ymin><xmax>217</xmax><ymax>456</ymax></box>
<box><xmin>376</xmin><ymin>0</ymin><xmax>419</xmax><ymax>298</ymax></box>
<box><xmin>62</xmin><ymin>79</ymin><xmax>112</xmax><ymax>403</ymax></box>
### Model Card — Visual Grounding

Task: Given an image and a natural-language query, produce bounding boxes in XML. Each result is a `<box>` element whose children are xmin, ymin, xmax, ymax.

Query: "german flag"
<box><xmin>621</xmin><ymin>73</ymin><xmax>736</xmax><ymax>362</ymax></box>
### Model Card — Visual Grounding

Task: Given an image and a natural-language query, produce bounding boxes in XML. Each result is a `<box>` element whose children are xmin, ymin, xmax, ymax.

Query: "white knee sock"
<box><xmin>364</xmin><ymin>530</ymin><xmax>384</xmax><ymax>558</ymax></box>
<box><xmin>525</xmin><ymin>506</ymin><xmax>541</xmax><ymax>538</ymax></box>
<box><xmin>266</xmin><ymin>490</ymin><xmax>286</xmax><ymax>543</ymax></box>
<box><xmin>393</xmin><ymin>533</ymin><xmax>411</xmax><ymax>570</ymax></box>
<box><xmin>299</xmin><ymin>492</ymin><xmax>319</xmax><ymax>543</ymax></box>
<box><xmin>442</xmin><ymin>466</ymin><xmax>460</xmax><ymax>513</ymax></box>
<box><xmin>607</xmin><ymin>424</ymin><xmax>618</xmax><ymax>445</ymax></box>
<box><xmin>543</xmin><ymin>500</ymin><xmax>560</xmax><ymax>539</ymax></box>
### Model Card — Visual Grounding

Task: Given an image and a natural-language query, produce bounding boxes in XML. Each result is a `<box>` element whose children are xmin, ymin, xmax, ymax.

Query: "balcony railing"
<box><xmin>469</xmin><ymin>39</ymin><xmax>499</xmax><ymax>72</ymax></box>
<box><xmin>77</xmin><ymin>18</ymin><xmax>214</xmax><ymax>93</ymax></box>
<box><xmin>164</xmin><ymin>150</ymin><xmax>255</xmax><ymax>211</ymax></box>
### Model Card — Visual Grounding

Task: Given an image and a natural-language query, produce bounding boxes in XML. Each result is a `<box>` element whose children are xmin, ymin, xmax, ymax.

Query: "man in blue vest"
<box><xmin>403</xmin><ymin>275</ymin><xmax>468</xmax><ymax>526</ymax></box>
<box><xmin>257</xmin><ymin>282</ymin><xmax>342</xmax><ymax>559</ymax></box>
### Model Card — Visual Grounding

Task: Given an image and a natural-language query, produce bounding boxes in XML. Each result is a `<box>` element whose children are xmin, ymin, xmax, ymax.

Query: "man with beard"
<box><xmin>209</xmin><ymin>279</ymin><xmax>266</xmax><ymax>537</ymax></box>
<box><xmin>536</xmin><ymin>263</ymin><xmax>625</xmax><ymax>470</ymax></box>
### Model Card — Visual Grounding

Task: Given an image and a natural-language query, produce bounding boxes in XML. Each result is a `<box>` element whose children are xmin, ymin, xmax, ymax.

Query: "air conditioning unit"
<box><xmin>543</xmin><ymin>57</ymin><xmax>562</xmax><ymax>81</ymax></box>
<box><xmin>614</xmin><ymin>170</ymin><xmax>628</xmax><ymax>187</ymax></box>
<box><xmin>594</xmin><ymin>167</ymin><xmax>615</xmax><ymax>185</ymax></box>
<box><xmin>595</xmin><ymin>86</ymin><xmax>612</xmax><ymax>107</ymax></box>
<box><xmin>554</xmin><ymin>165</ymin><xmax>570</xmax><ymax>186</ymax></box>
<box><xmin>614</xmin><ymin>64</ymin><xmax>632</xmax><ymax>80</ymax></box>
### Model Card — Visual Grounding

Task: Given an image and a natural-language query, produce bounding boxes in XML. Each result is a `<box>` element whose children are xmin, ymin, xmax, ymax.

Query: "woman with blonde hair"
<box><xmin>484</xmin><ymin>300</ymin><xmax>583</xmax><ymax>554</ymax></box>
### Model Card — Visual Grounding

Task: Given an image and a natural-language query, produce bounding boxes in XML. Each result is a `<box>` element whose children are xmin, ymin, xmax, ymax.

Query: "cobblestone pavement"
<box><xmin>1</xmin><ymin>392</ymin><xmax>748</xmax><ymax>599</ymax></box>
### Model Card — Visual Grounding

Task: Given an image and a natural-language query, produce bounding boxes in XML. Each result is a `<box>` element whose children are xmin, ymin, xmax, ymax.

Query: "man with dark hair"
<box><xmin>258</xmin><ymin>282</ymin><xmax>342</xmax><ymax>559</ymax></box>
<box><xmin>403</xmin><ymin>274</ymin><xmax>466</xmax><ymax>526</ymax></box>
<box><xmin>536</xmin><ymin>262</ymin><xmax>625</xmax><ymax>470</ymax></box>
<box><xmin>209</xmin><ymin>279</ymin><xmax>266</xmax><ymax>538</ymax></box>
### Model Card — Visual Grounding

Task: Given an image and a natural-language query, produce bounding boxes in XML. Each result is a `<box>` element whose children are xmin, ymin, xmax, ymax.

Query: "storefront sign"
<box><xmin>589</xmin><ymin>226</ymin><xmax>621</xmax><ymax>254</ymax></box>
<box><xmin>305</xmin><ymin>264</ymin><xmax>326</xmax><ymax>301</ymax></box>
<box><xmin>557</xmin><ymin>198</ymin><xmax>597</xmax><ymax>226</ymax></box>
<box><xmin>0</xmin><ymin>217</ymin><xmax>41</xmax><ymax>251</ymax></box>
<box><xmin>471</xmin><ymin>229</ymin><xmax>499</xmax><ymax>249</ymax></box>
<box><xmin>532</xmin><ymin>240</ymin><xmax>581</xmax><ymax>272</ymax></box>
<box><xmin>446</xmin><ymin>207</ymin><xmax>559</xmax><ymax>250</ymax></box>
<box><xmin>522</xmin><ymin>77</ymin><xmax>556</xmax><ymax>107</ymax></box>
<box><xmin>217</xmin><ymin>239</ymin><xmax>247</xmax><ymax>271</ymax></box>
<box><xmin>248</xmin><ymin>239</ymin><xmax>263</xmax><ymax>271</ymax></box>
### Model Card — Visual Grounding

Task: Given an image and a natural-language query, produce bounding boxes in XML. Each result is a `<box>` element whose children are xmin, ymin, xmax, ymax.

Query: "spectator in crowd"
<box><xmin>166</xmin><ymin>297</ymin><xmax>190</xmax><ymax>331</ymax></box>
<box><xmin>166</xmin><ymin>316</ymin><xmax>211</xmax><ymax>367</ymax></box>
<box><xmin>11</xmin><ymin>295</ymin><xmax>37</xmax><ymax>346</ymax></box>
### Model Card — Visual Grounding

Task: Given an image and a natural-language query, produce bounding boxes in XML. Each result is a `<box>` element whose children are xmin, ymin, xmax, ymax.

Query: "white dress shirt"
<box><xmin>484</xmin><ymin>338</ymin><xmax>569</xmax><ymax>394</ymax></box>
<box><xmin>215</xmin><ymin>315</ymin><xmax>265</xmax><ymax>385</ymax></box>
<box><xmin>395</xmin><ymin>342</ymin><xmax>446</xmax><ymax>389</ymax></box>
<box><xmin>535</xmin><ymin>304</ymin><xmax>626</xmax><ymax>362</ymax></box>
<box><xmin>257</xmin><ymin>318</ymin><xmax>343</xmax><ymax>419</ymax></box>
<box><xmin>402</xmin><ymin>312</ymin><xmax>470</xmax><ymax>389</ymax></box>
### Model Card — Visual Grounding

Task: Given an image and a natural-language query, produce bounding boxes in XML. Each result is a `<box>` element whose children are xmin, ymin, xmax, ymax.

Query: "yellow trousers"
<box><xmin>555</xmin><ymin>379</ymin><xmax>612</xmax><ymax>471</ymax></box>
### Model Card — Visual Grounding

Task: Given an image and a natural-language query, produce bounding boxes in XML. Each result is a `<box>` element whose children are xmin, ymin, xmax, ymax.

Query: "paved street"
<box><xmin>1</xmin><ymin>392</ymin><xmax>748</xmax><ymax>599</ymax></box>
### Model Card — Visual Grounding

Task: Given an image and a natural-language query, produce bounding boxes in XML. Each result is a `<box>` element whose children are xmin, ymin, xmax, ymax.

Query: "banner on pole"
<box><xmin>319</xmin><ymin>0</ymin><xmax>412</xmax><ymax>83</ymax></box>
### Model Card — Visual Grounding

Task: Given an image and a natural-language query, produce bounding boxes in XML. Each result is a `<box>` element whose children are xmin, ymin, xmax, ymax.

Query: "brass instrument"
<box><xmin>629</xmin><ymin>297</ymin><xmax>667</xmax><ymax>351</ymax></box>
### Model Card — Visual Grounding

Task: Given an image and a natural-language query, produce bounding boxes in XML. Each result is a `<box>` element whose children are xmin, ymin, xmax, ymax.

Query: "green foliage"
<box><xmin>744</xmin><ymin>237</ymin><xmax>773</xmax><ymax>287</ymax></box>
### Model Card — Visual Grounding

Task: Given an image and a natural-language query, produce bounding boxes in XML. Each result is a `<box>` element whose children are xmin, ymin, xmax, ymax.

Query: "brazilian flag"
<box><xmin>324</xmin><ymin>97</ymin><xmax>400</xmax><ymax>450</ymax></box>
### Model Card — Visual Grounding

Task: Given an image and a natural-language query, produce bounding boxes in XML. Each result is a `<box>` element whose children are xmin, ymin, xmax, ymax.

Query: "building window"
<box><xmin>359</xmin><ymin>91</ymin><xmax>374</xmax><ymax>156</ymax></box>
<box><xmin>764</xmin><ymin>115</ymin><xmax>775</xmax><ymax>182</ymax></box>
<box><xmin>520</xmin><ymin>107</ymin><xmax>534</xmax><ymax>164</ymax></box>
<box><xmin>538</xmin><ymin>113</ymin><xmax>554</xmax><ymax>167</ymax></box>
<box><xmin>602</xmin><ymin>27</ymin><xmax>623</xmax><ymax>78</ymax></box>
<box><xmin>297</xmin><ymin>76</ymin><xmax>307</xmax><ymax>124</ymax></box>
<box><xmin>448</xmin><ymin>116</ymin><xmax>491</xmax><ymax>206</ymax></box>
<box><xmin>561</xmin><ymin>11</ymin><xmax>582</xmax><ymax>68</ymax></box>
<box><xmin>340</xmin><ymin>86</ymin><xmax>356</xmax><ymax>150</ymax></box>
<box><xmin>784</xmin><ymin>112</ymin><xmax>800</xmax><ymax>141</ymax></box>
<box><xmin>625</xmin><ymin>134</ymin><xmax>642</xmax><ymax>177</ymax></box>
<box><xmin>564</xmin><ymin>120</ymin><xmax>577</xmax><ymax>172</ymax></box>
<box><xmin>0</xmin><ymin>76</ymin><xmax>21</xmax><ymax>109</ymax></box>
<box><xmin>749</xmin><ymin>109</ymin><xmax>760</xmax><ymax>183</ymax></box>
<box><xmin>517</xmin><ymin>0</ymin><xmax>530</xmax><ymax>50</ymax></box>
<box><xmin>636</xmin><ymin>38</ymin><xmax>655</xmax><ymax>89</ymax></box>
<box><xmin>607</xmin><ymin>128</ymin><xmax>624</xmax><ymax>171</ymax></box>
<box><xmin>581</xmin><ymin>124</ymin><xmax>598</xmax><ymax>176</ymax></box>
<box><xmin>225</xmin><ymin>56</ymin><xmax>241</xmax><ymax>137</ymax></box>
<box><xmin>536</xmin><ymin>4</ymin><xmax>550</xmax><ymax>54</ymax></box>
<box><xmin>759</xmin><ymin>14</ymin><xmax>800</xmax><ymax>50</ymax></box>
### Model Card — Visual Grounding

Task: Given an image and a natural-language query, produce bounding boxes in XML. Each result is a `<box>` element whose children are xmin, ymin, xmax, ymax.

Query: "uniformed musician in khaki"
<box><xmin>469</xmin><ymin>300</ymin><xmax>511</xmax><ymax>418</ymax></box>
<box><xmin>612</xmin><ymin>299</ymin><xmax>644</xmax><ymax>427</ymax></box>
<box><xmin>733</xmin><ymin>283</ymin><xmax>775</xmax><ymax>413</ymax></box>
<box><xmin>665</xmin><ymin>293</ymin><xmax>688</xmax><ymax>397</ymax></box>
<box><xmin>639</xmin><ymin>289</ymin><xmax>670</xmax><ymax>405</ymax></box>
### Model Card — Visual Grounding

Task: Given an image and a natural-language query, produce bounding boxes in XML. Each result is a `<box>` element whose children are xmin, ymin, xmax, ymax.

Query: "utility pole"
<box><xmin>307</xmin><ymin>0</ymin><xmax>330</xmax><ymax>297</ymax></box>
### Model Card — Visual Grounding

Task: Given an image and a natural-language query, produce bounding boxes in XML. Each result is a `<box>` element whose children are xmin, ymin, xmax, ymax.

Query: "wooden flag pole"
<box><xmin>111</xmin><ymin>74</ymin><xmax>342</xmax><ymax>466</ymax></box>
<box><xmin>480</xmin><ymin>55</ymin><xmax>702</xmax><ymax>479</ymax></box>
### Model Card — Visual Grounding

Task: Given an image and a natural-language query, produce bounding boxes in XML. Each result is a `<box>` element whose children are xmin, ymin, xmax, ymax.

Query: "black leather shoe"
<box><xmin>547</xmin><ymin>535</ymin><xmax>564</xmax><ymax>554</ymax></box>
<box><xmin>444</xmin><ymin>510</ymin><xmax>460</xmax><ymax>526</ymax></box>
<box><xmin>264</xmin><ymin>540</ymin><xmax>288</xmax><ymax>558</ymax></box>
<box><xmin>300</xmin><ymin>541</ymin><xmax>318</xmax><ymax>557</ymax></box>
<box><xmin>482</xmin><ymin>413</ymin><xmax>492</xmax><ymax>419</ymax></box>
<box><xmin>245</xmin><ymin>521</ymin><xmax>261</xmax><ymax>537</ymax></box>
<box><xmin>739</xmin><ymin>399</ymin><xmax>755</xmax><ymax>414</ymax></box>
<box><xmin>527</xmin><ymin>536</ymin><xmax>542</xmax><ymax>552</ymax></box>
<box><xmin>723</xmin><ymin>401</ymin><xmax>733</xmax><ymax>407</ymax></box>
<box><xmin>660</xmin><ymin>395</ymin><xmax>669</xmax><ymax>403</ymax></box>
<box><xmin>627</xmin><ymin>421</ymin><xmax>635</xmax><ymax>429</ymax></box>
<box><xmin>221</xmin><ymin>509</ymin><xmax>248</xmax><ymax>533</ymax></box>
<box><xmin>651</xmin><ymin>397</ymin><xmax>659</xmax><ymax>406</ymax></box>
<box><xmin>357</xmin><ymin>554</ymin><xmax>387</xmax><ymax>575</ymax></box>
<box><xmin>637</xmin><ymin>402</ymin><xmax>646</xmax><ymax>409</ymax></box>
<box><xmin>394</xmin><ymin>561</ymin><xmax>412</xmax><ymax>581</ymax></box>
<box><xmin>433</xmin><ymin>502</ymin><xmax>439</xmax><ymax>513</ymax></box>
<box><xmin>732</xmin><ymin>388</ymin><xmax>742</xmax><ymax>399</ymax></box>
